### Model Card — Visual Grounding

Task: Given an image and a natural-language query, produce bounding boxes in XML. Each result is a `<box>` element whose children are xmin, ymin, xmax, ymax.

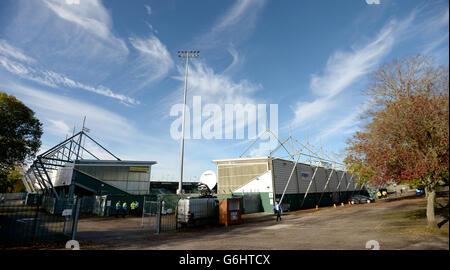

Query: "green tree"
<box><xmin>346</xmin><ymin>55</ymin><xmax>449</xmax><ymax>229</ymax></box>
<box><xmin>0</xmin><ymin>167</ymin><xmax>25</xmax><ymax>193</ymax></box>
<box><xmin>0</xmin><ymin>91</ymin><xmax>43</xmax><ymax>193</ymax></box>
<box><xmin>344</xmin><ymin>159</ymin><xmax>376</xmax><ymax>186</ymax></box>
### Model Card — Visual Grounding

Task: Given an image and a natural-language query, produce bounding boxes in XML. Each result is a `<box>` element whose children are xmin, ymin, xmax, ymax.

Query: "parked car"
<box><xmin>415</xmin><ymin>188</ymin><xmax>425</xmax><ymax>195</ymax></box>
<box><xmin>350</xmin><ymin>195</ymin><xmax>375</xmax><ymax>204</ymax></box>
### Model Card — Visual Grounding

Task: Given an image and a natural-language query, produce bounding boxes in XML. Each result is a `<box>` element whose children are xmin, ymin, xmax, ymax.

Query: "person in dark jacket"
<box><xmin>273</xmin><ymin>200</ymin><xmax>283</xmax><ymax>222</ymax></box>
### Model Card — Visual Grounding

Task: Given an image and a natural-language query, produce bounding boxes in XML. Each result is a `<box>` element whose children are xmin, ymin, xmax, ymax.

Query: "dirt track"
<box><xmin>75</xmin><ymin>196</ymin><xmax>449</xmax><ymax>250</ymax></box>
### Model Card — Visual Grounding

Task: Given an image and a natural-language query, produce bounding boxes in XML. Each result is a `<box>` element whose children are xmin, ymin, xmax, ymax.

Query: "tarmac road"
<box><xmin>76</xmin><ymin>196</ymin><xmax>449</xmax><ymax>250</ymax></box>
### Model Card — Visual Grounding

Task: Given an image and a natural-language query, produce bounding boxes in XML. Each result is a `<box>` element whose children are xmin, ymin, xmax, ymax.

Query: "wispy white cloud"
<box><xmin>422</xmin><ymin>31</ymin><xmax>449</xmax><ymax>56</ymax></box>
<box><xmin>315</xmin><ymin>101</ymin><xmax>372</xmax><ymax>142</ymax></box>
<box><xmin>365</xmin><ymin>0</ymin><xmax>381</xmax><ymax>5</ymax></box>
<box><xmin>0</xmin><ymin>56</ymin><xmax>32</xmax><ymax>76</ymax></box>
<box><xmin>157</xmin><ymin>60</ymin><xmax>263</xmax><ymax>148</ymax></box>
<box><xmin>0</xmin><ymin>40</ymin><xmax>139</xmax><ymax>105</ymax></box>
<box><xmin>42</xmin><ymin>0</ymin><xmax>128</xmax><ymax>54</ymax></box>
<box><xmin>291</xmin><ymin>5</ymin><xmax>448</xmax><ymax>133</ymax></box>
<box><xmin>194</xmin><ymin>0</ymin><xmax>267</xmax><ymax>49</ymax></box>
<box><xmin>167</xmin><ymin>0</ymin><xmax>265</xmax><ymax>107</ymax></box>
<box><xmin>223</xmin><ymin>47</ymin><xmax>245</xmax><ymax>75</ymax></box>
<box><xmin>292</xmin><ymin>98</ymin><xmax>334</xmax><ymax>127</ymax></box>
<box><xmin>145</xmin><ymin>4</ymin><xmax>152</xmax><ymax>16</ymax></box>
<box><xmin>145</xmin><ymin>21</ymin><xmax>158</xmax><ymax>34</ymax></box>
<box><xmin>309</xmin><ymin>25</ymin><xmax>395</xmax><ymax>98</ymax></box>
<box><xmin>47</xmin><ymin>119</ymin><xmax>71</xmax><ymax>137</ymax></box>
<box><xmin>291</xmin><ymin>14</ymin><xmax>415</xmax><ymax>128</ymax></box>
<box><xmin>164</xmin><ymin>60</ymin><xmax>266</xmax><ymax>148</ymax></box>
<box><xmin>2</xmin><ymin>0</ymin><xmax>130</xmax><ymax>85</ymax></box>
<box><xmin>178</xmin><ymin>60</ymin><xmax>260</xmax><ymax>105</ymax></box>
<box><xmin>129</xmin><ymin>35</ymin><xmax>174</xmax><ymax>88</ymax></box>
<box><xmin>0</xmin><ymin>58</ymin><xmax>140</xmax><ymax>106</ymax></box>
<box><xmin>0</xmin><ymin>40</ymin><xmax>36</xmax><ymax>64</ymax></box>
<box><xmin>213</xmin><ymin>0</ymin><xmax>266</xmax><ymax>33</ymax></box>
<box><xmin>420</xmin><ymin>8</ymin><xmax>449</xmax><ymax>57</ymax></box>
<box><xmin>39</xmin><ymin>70</ymin><xmax>140</xmax><ymax>105</ymax></box>
<box><xmin>2</xmin><ymin>80</ymin><xmax>180</xmax><ymax>178</ymax></box>
<box><xmin>1</xmin><ymin>82</ymin><xmax>139</xmax><ymax>144</ymax></box>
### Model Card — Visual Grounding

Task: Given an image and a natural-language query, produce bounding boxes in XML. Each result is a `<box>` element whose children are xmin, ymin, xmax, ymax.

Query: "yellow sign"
<box><xmin>129</xmin><ymin>166</ymin><xmax>148</xmax><ymax>173</ymax></box>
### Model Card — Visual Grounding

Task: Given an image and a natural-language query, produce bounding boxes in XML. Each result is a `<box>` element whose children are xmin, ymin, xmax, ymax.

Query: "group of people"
<box><xmin>376</xmin><ymin>190</ymin><xmax>388</xmax><ymax>198</ymax></box>
<box><xmin>115</xmin><ymin>200</ymin><xmax>140</xmax><ymax>218</ymax></box>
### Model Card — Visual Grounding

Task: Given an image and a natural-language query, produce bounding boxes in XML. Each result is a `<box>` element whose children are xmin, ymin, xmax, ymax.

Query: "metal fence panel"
<box><xmin>235</xmin><ymin>194</ymin><xmax>262</xmax><ymax>214</ymax></box>
<box><xmin>0</xmin><ymin>193</ymin><xmax>27</xmax><ymax>201</ymax></box>
<box><xmin>141</xmin><ymin>199</ymin><xmax>177</xmax><ymax>234</ymax></box>
<box><xmin>79</xmin><ymin>196</ymin><xmax>95</xmax><ymax>213</ymax></box>
<box><xmin>0</xmin><ymin>194</ymin><xmax>79</xmax><ymax>248</ymax></box>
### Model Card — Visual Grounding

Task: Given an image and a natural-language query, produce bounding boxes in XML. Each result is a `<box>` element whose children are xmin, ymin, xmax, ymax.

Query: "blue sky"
<box><xmin>0</xmin><ymin>0</ymin><xmax>448</xmax><ymax>181</ymax></box>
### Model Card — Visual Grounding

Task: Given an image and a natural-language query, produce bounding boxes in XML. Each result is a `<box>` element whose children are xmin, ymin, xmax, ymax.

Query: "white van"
<box><xmin>177</xmin><ymin>197</ymin><xmax>219</xmax><ymax>226</ymax></box>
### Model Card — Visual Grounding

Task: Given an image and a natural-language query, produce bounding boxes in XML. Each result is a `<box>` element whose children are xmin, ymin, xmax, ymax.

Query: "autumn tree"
<box><xmin>0</xmin><ymin>92</ymin><xmax>43</xmax><ymax>193</ymax></box>
<box><xmin>345</xmin><ymin>55</ymin><xmax>449</xmax><ymax>229</ymax></box>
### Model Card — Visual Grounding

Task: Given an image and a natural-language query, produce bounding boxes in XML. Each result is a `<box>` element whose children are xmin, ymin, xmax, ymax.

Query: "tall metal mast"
<box><xmin>176</xmin><ymin>50</ymin><xmax>199</xmax><ymax>195</ymax></box>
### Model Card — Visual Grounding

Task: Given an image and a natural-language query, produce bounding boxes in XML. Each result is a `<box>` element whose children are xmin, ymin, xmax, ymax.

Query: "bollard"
<box><xmin>315</xmin><ymin>205</ymin><xmax>319</xmax><ymax>210</ymax></box>
<box><xmin>348</xmin><ymin>201</ymin><xmax>351</xmax><ymax>206</ymax></box>
<box><xmin>333</xmin><ymin>204</ymin><xmax>336</xmax><ymax>208</ymax></box>
<box><xmin>341</xmin><ymin>202</ymin><xmax>344</xmax><ymax>207</ymax></box>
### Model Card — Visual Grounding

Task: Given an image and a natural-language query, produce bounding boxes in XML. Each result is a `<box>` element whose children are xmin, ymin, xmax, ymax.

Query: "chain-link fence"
<box><xmin>141</xmin><ymin>198</ymin><xmax>177</xmax><ymax>234</ymax></box>
<box><xmin>0</xmin><ymin>193</ymin><xmax>27</xmax><ymax>201</ymax></box>
<box><xmin>0</xmin><ymin>193</ymin><xmax>80</xmax><ymax>248</ymax></box>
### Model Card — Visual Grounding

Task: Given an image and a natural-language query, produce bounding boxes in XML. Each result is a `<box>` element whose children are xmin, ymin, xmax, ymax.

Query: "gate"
<box><xmin>0</xmin><ymin>193</ymin><xmax>80</xmax><ymax>248</ymax></box>
<box><xmin>141</xmin><ymin>198</ymin><xmax>177</xmax><ymax>234</ymax></box>
<box><xmin>233</xmin><ymin>194</ymin><xmax>263</xmax><ymax>214</ymax></box>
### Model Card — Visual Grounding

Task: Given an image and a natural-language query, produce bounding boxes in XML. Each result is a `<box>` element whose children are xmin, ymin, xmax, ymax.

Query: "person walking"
<box><xmin>273</xmin><ymin>200</ymin><xmax>283</xmax><ymax>222</ymax></box>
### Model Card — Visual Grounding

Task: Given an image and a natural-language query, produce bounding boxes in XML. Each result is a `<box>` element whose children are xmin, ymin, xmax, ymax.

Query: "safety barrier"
<box><xmin>0</xmin><ymin>194</ymin><xmax>80</xmax><ymax>248</ymax></box>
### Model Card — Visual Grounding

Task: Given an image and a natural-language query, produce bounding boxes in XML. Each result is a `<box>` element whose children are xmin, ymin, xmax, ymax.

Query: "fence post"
<box><xmin>32</xmin><ymin>201</ymin><xmax>40</xmax><ymax>242</ymax></box>
<box><xmin>63</xmin><ymin>211</ymin><xmax>67</xmax><ymax>235</ymax></box>
<box><xmin>141</xmin><ymin>197</ymin><xmax>146</xmax><ymax>228</ymax></box>
<box><xmin>156</xmin><ymin>201</ymin><xmax>161</xmax><ymax>234</ymax></box>
<box><xmin>71</xmin><ymin>198</ymin><xmax>81</xmax><ymax>240</ymax></box>
<box><xmin>175</xmin><ymin>198</ymin><xmax>179</xmax><ymax>231</ymax></box>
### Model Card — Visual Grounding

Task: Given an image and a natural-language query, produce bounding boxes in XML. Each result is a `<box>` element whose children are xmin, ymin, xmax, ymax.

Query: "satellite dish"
<box><xmin>199</xmin><ymin>170</ymin><xmax>217</xmax><ymax>190</ymax></box>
